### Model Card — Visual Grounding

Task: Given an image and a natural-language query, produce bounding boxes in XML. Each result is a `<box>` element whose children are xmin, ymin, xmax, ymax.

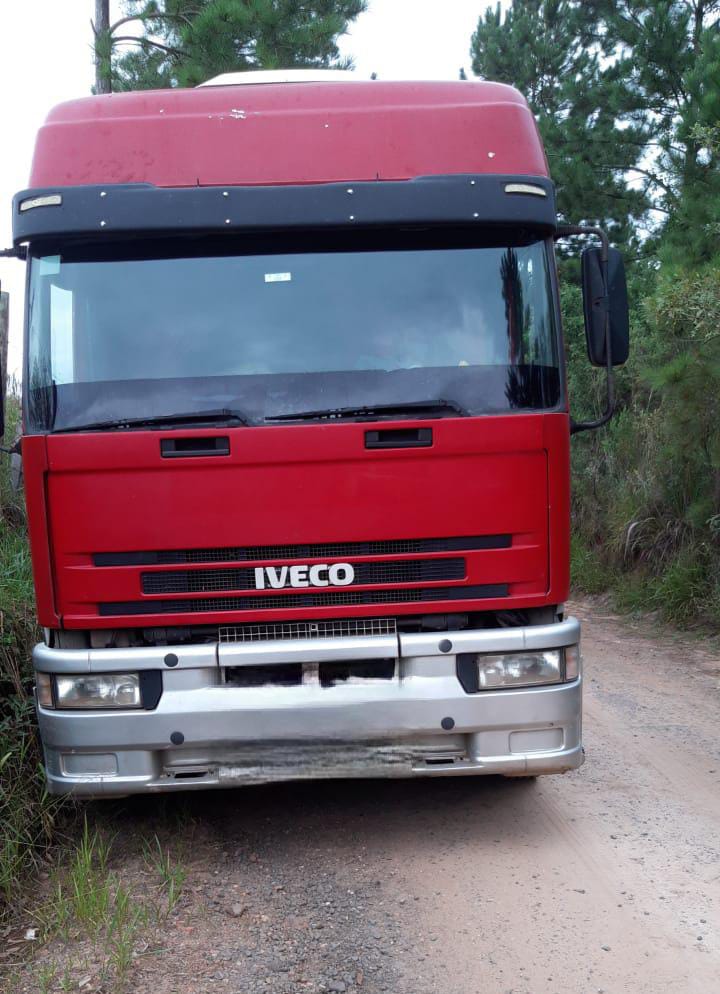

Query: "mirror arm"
<box><xmin>0</xmin><ymin>246</ymin><xmax>27</xmax><ymax>260</ymax></box>
<box><xmin>554</xmin><ymin>224</ymin><xmax>615</xmax><ymax>434</ymax></box>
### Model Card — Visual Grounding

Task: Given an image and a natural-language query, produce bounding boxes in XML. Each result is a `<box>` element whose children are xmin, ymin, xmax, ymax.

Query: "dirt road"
<box><xmin>10</xmin><ymin>603</ymin><xmax>720</xmax><ymax>993</ymax></box>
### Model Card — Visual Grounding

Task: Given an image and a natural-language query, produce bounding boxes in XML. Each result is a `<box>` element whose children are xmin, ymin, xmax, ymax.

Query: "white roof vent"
<box><xmin>198</xmin><ymin>69</ymin><xmax>366</xmax><ymax>87</ymax></box>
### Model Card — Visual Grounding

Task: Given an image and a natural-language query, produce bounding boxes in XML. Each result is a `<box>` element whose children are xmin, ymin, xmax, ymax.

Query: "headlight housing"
<box><xmin>457</xmin><ymin>647</ymin><xmax>580</xmax><ymax>693</ymax></box>
<box><xmin>55</xmin><ymin>673</ymin><xmax>142</xmax><ymax>709</ymax></box>
<box><xmin>54</xmin><ymin>673</ymin><xmax>142</xmax><ymax>710</ymax></box>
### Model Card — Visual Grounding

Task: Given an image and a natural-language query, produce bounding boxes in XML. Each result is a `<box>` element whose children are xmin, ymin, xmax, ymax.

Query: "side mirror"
<box><xmin>581</xmin><ymin>246</ymin><xmax>629</xmax><ymax>367</ymax></box>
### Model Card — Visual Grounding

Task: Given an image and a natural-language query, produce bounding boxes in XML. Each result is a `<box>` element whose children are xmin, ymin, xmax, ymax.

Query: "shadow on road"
<box><xmin>90</xmin><ymin>775</ymin><xmax>541</xmax><ymax>860</ymax></box>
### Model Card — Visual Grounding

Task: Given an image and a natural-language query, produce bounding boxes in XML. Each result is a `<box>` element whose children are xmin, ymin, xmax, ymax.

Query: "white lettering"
<box><xmin>328</xmin><ymin>563</ymin><xmax>355</xmax><ymax>586</ymax></box>
<box><xmin>265</xmin><ymin>566</ymin><xmax>288</xmax><ymax>589</ymax></box>
<box><xmin>308</xmin><ymin>564</ymin><xmax>329</xmax><ymax>587</ymax></box>
<box><xmin>289</xmin><ymin>565</ymin><xmax>309</xmax><ymax>587</ymax></box>
<box><xmin>254</xmin><ymin>562</ymin><xmax>356</xmax><ymax>589</ymax></box>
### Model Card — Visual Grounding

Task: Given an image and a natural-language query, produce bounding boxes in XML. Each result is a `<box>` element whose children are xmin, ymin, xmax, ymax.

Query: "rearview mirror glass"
<box><xmin>580</xmin><ymin>246</ymin><xmax>629</xmax><ymax>367</ymax></box>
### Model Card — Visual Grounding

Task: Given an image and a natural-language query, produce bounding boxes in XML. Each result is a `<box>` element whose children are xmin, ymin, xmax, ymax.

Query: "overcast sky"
<box><xmin>0</xmin><ymin>0</ymin><xmax>494</xmax><ymax>378</ymax></box>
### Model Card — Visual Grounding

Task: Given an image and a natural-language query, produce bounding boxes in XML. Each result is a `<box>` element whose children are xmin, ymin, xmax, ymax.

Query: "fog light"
<box><xmin>36</xmin><ymin>672</ymin><xmax>54</xmax><ymax>708</ymax></box>
<box><xmin>55</xmin><ymin>673</ymin><xmax>142</xmax><ymax>709</ymax></box>
<box><xmin>564</xmin><ymin>644</ymin><xmax>581</xmax><ymax>681</ymax></box>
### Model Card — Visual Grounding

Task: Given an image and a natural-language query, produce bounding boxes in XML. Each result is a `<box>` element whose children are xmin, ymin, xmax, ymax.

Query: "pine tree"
<box><xmin>592</xmin><ymin>0</ymin><xmax>720</xmax><ymax>264</ymax></box>
<box><xmin>103</xmin><ymin>0</ymin><xmax>367</xmax><ymax>92</ymax></box>
<box><xmin>471</xmin><ymin>1</ymin><xmax>720</xmax><ymax>259</ymax></box>
<box><xmin>471</xmin><ymin>1</ymin><xmax>648</xmax><ymax>246</ymax></box>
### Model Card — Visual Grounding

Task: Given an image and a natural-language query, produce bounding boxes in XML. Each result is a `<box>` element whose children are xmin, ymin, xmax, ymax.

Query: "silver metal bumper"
<box><xmin>33</xmin><ymin>618</ymin><xmax>583</xmax><ymax>797</ymax></box>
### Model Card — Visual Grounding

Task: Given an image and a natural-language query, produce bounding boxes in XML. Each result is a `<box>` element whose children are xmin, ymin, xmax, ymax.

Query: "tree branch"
<box><xmin>112</xmin><ymin>36</ymin><xmax>187</xmax><ymax>58</ymax></box>
<box><xmin>108</xmin><ymin>11</ymin><xmax>195</xmax><ymax>35</ymax></box>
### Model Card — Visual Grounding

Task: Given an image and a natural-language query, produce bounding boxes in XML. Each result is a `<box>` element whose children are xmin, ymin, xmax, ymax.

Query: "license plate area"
<box><xmin>224</xmin><ymin>658</ymin><xmax>396</xmax><ymax>688</ymax></box>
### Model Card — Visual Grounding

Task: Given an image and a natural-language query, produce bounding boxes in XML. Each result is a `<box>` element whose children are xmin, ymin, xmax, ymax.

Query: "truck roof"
<box><xmin>29</xmin><ymin>78</ymin><xmax>548</xmax><ymax>189</ymax></box>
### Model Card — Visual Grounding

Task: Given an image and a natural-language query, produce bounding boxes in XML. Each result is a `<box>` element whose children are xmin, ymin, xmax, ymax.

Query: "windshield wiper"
<box><xmin>264</xmin><ymin>398</ymin><xmax>469</xmax><ymax>423</ymax></box>
<box><xmin>58</xmin><ymin>408</ymin><xmax>252</xmax><ymax>433</ymax></box>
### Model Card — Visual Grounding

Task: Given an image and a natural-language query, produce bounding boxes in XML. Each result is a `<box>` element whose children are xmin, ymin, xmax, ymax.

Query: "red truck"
<box><xmin>3</xmin><ymin>73</ymin><xmax>628</xmax><ymax>796</ymax></box>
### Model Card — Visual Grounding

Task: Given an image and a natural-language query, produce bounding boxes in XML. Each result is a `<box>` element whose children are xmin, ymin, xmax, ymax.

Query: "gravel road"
<box><xmin>9</xmin><ymin>602</ymin><xmax>720</xmax><ymax>993</ymax></box>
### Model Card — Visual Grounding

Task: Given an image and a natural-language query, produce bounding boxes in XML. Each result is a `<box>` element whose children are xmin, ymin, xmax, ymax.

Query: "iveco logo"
<box><xmin>254</xmin><ymin>563</ymin><xmax>355</xmax><ymax>589</ymax></box>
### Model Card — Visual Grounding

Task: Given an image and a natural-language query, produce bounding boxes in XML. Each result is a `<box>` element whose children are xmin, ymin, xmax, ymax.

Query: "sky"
<box><xmin>0</xmin><ymin>0</ymin><xmax>494</xmax><ymax>379</ymax></box>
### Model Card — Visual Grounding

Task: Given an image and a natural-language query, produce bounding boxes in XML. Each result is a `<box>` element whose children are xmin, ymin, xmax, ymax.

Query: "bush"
<box><xmin>0</xmin><ymin>395</ymin><xmax>63</xmax><ymax>924</ymax></box>
<box><xmin>565</xmin><ymin>257</ymin><xmax>720</xmax><ymax>628</ymax></box>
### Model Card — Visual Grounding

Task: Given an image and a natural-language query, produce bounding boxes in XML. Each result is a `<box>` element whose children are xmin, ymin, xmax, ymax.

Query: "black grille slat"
<box><xmin>94</xmin><ymin>534</ymin><xmax>511</xmax><ymax>567</ymax></box>
<box><xmin>141</xmin><ymin>557</ymin><xmax>466</xmax><ymax>594</ymax></box>
<box><xmin>99</xmin><ymin>584</ymin><xmax>509</xmax><ymax>616</ymax></box>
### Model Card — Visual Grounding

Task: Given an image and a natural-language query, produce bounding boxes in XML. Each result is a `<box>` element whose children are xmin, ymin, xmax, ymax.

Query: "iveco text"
<box><xmin>254</xmin><ymin>564</ymin><xmax>355</xmax><ymax>589</ymax></box>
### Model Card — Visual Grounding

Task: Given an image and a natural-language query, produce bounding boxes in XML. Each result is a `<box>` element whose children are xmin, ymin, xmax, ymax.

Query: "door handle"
<box><xmin>364</xmin><ymin>428</ymin><xmax>432</xmax><ymax>449</ymax></box>
<box><xmin>160</xmin><ymin>436</ymin><xmax>230</xmax><ymax>458</ymax></box>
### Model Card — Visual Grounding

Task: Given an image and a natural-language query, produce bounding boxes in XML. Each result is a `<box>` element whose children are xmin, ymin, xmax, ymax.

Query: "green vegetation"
<box><xmin>0</xmin><ymin>394</ymin><xmax>63</xmax><ymax>925</ymax></box>
<box><xmin>24</xmin><ymin>820</ymin><xmax>186</xmax><ymax>993</ymax></box>
<box><xmin>98</xmin><ymin>0</ymin><xmax>367</xmax><ymax>91</ymax></box>
<box><xmin>474</xmin><ymin>1</ymin><xmax>720</xmax><ymax>626</ymax></box>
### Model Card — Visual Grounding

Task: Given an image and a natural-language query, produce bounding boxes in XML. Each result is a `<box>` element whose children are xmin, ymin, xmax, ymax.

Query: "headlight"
<box><xmin>54</xmin><ymin>673</ymin><xmax>142</xmax><ymax>710</ymax></box>
<box><xmin>477</xmin><ymin>650</ymin><xmax>562</xmax><ymax>689</ymax></box>
<box><xmin>458</xmin><ymin>648</ymin><xmax>578</xmax><ymax>692</ymax></box>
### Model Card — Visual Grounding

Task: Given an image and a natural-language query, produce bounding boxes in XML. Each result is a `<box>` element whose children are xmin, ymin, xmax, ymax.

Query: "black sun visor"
<box><xmin>13</xmin><ymin>175</ymin><xmax>556</xmax><ymax>245</ymax></box>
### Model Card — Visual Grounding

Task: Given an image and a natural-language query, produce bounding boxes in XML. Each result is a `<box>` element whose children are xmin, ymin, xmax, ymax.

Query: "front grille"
<box><xmin>94</xmin><ymin>534</ymin><xmax>511</xmax><ymax>567</ymax></box>
<box><xmin>219</xmin><ymin>617</ymin><xmax>398</xmax><ymax>642</ymax></box>
<box><xmin>100</xmin><ymin>583</ymin><xmax>509</xmax><ymax>616</ymax></box>
<box><xmin>141</xmin><ymin>557</ymin><xmax>466</xmax><ymax>594</ymax></box>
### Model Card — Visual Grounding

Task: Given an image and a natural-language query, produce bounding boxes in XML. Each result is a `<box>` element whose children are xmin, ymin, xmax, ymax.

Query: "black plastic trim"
<box><xmin>99</xmin><ymin>584</ymin><xmax>510</xmax><ymax>616</ymax></box>
<box><xmin>139</xmin><ymin>670</ymin><xmax>163</xmax><ymax>710</ymax></box>
<box><xmin>160</xmin><ymin>436</ymin><xmax>229</xmax><ymax>458</ymax></box>
<box><xmin>141</xmin><ymin>557</ymin><xmax>466</xmax><ymax>594</ymax></box>
<box><xmin>457</xmin><ymin>653</ymin><xmax>481</xmax><ymax>693</ymax></box>
<box><xmin>93</xmin><ymin>534</ymin><xmax>512</xmax><ymax>567</ymax></box>
<box><xmin>365</xmin><ymin>428</ymin><xmax>432</xmax><ymax>449</ymax></box>
<box><xmin>13</xmin><ymin>175</ymin><xmax>557</xmax><ymax>245</ymax></box>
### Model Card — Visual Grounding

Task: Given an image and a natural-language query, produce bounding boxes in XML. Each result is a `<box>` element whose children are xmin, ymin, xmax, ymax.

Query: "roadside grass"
<box><xmin>571</xmin><ymin>528</ymin><xmax>720</xmax><ymax>630</ymax></box>
<box><xmin>11</xmin><ymin>818</ymin><xmax>188</xmax><ymax>993</ymax></box>
<box><xmin>143</xmin><ymin>833</ymin><xmax>188</xmax><ymax>918</ymax></box>
<box><xmin>0</xmin><ymin>393</ymin><xmax>65</xmax><ymax>926</ymax></box>
<box><xmin>570</xmin><ymin>535</ymin><xmax>615</xmax><ymax>596</ymax></box>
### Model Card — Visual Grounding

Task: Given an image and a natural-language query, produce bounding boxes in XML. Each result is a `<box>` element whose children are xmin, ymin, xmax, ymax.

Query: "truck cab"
<box><xmin>7</xmin><ymin>73</ymin><xmax>627</xmax><ymax>796</ymax></box>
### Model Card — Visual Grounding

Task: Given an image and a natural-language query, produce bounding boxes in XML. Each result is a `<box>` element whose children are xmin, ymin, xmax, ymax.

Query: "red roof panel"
<box><xmin>29</xmin><ymin>80</ymin><xmax>548</xmax><ymax>189</ymax></box>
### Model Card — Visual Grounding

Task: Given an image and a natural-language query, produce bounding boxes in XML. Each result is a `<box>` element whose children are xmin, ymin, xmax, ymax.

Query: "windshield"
<box><xmin>26</xmin><ymin>231</ymin><xmax>561</xmax><ymax>432</ymax></box>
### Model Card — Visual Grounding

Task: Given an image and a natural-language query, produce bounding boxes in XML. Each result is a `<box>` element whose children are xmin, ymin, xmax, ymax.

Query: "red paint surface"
<box><xmin>25</xmin><ymin>415</ymin><xmax>570</xmax><ymax>629</ymax></box>
<box><xmin>30</xmin><ymin>81</ymin><xmax>548</xmax><ymax>188</ymax></box>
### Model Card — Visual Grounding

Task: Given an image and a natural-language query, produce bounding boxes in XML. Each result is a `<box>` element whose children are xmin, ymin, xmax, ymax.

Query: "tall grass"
<box><xmin>0</xmin><ymin>393</ymin><xmax>62</xmax><ymax>924</ymax></box>
<box><xmin>565</xmin><ymin>262</ymin><xmax>720</xmax><ymax>629</ymax></box>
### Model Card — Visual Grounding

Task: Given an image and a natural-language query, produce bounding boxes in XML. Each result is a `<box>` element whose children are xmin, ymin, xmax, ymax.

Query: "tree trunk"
<box><xmin>94</xmin><ymin>0</ymin><xmax>112</xmax><ymax>94</ymax></box>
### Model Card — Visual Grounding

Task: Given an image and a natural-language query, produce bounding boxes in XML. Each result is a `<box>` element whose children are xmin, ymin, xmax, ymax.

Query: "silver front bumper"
<box><xmin>33</xmin><ymin>618</ymin><xmax>583</xmax><ymax>797</ymax></box>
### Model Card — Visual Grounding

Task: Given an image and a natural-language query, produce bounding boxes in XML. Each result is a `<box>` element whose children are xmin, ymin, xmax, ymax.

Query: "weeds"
<box><xmin>1</xmin><ymin>393</ymin><xmax>63</xmax><ymax>924</ymax></box>
<box><xmin>144</xmin><ymin>834</ymin><xmax>187</xmax><ymax>917</ymax></box>
<box><xmin>27</xmin><ymin>819</ymin><xmax>184</xmax><ymax>992</ymax></box>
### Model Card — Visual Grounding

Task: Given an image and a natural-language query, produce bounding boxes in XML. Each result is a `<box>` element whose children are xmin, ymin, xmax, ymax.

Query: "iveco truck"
<box><xmin>2</xmin><ymin>72</ymin><xmax>628</xmax><ymax>795</ymax></box>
